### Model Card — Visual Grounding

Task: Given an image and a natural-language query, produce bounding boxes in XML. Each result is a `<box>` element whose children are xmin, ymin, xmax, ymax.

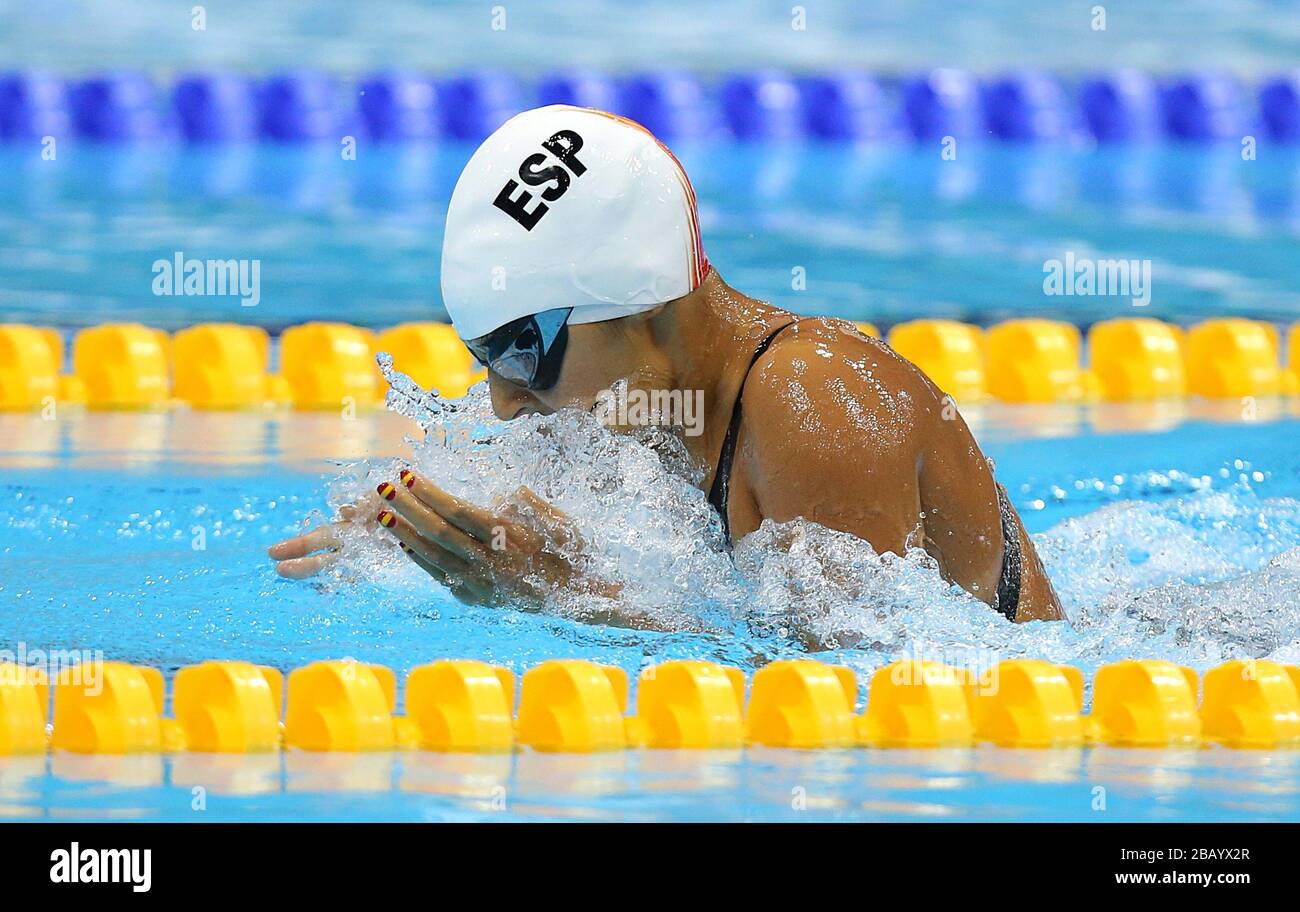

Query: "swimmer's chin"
<box><xmin>507</xmin><ymin>398</ymin><xmax>619</xmax><ymax>423</ymax></box>
<box><xmin>504</xmin><ymin>404</ymin><xmax>550</xmax><ymax>420</ymax></box>
<box><xmin>502</xmin><ymin>402</ymin><xmax>599</xmax><ymax>422</ymax></box>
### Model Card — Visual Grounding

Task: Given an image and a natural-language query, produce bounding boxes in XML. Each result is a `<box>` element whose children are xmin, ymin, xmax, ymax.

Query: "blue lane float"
<box><xmin>173</xmin><ymin>73</ymin><xmax>259</xmax><ymax>142</ymax></box>
<box><xmin>1161</xmin><ymin>72</ymin><xmax>1248</xmax><ymax>142</ymax></box>
<box><xmin>981</xmin><ymin>70</ymin><xmax>1073</xmax><ymax>141</ymax></box>
<box><xmin>437</xmin><ymin>71</ymin><xmax>526</xmax><ymax>141</ymax></box>
<box><xmin>536</xmin><ymin>70</ymin><xmax>619</xmax><ymax>112</ymax></box>
<box><xmin>902</xmin><ymin>68</ymin><xmax>984</xmax><ymax>141</ymax></box>
<box><xmin>1259</xmin><ymin>73</ymin><xmax>1300</xmax><ymax>142</ymax></box>
<box><xmin>70</xmin><ymin>72</ymin><xmax>167</xmax><ymax>140</ymax></box>
<box><xmin>4</xmin><ymin>69</ymin><xmax>1299</xmax><ymax>146</ymax></box>
<box><xmin>615</xmin><ymin>71</ymin><xmax>712</xmax><ymax>141</ymax></box>
<box><xmin>259</xmin><ymin>71</ymin><xmax>343</xmax><ymax>142</ymax></box>
<box><xmin>357</xmin><ymin>72</ymin><xmax>441</xmax><ymax>141</ymax></box>
<box><xmin>1079</xmin><ymin>70</ymin><xmax>1162</xmax><ymax>143</ymax></box>
<box><xmin>0</xmin><ymin>72</ymin><xmax>71</xmax><ymax>140</ymax></box>
<box><xmin>720</xmin><ymin>70</ymin><xmax>805</xmax><ymax>141</ymax></box>
<box><xmin>797</xmin><ymin>71</ymin><xmax>894</xmax><ymax>141</ymax></box>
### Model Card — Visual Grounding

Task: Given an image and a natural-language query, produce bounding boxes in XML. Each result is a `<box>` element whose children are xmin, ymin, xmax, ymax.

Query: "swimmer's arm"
<box><xmin>728</xmin><ymin>336</ymin><xmax>926</xmax><ymax>555</ymax></box>
<box><xmin>737</xmin><ymin>333</ymin><xmax>1062</xmax><ymax>622</ymax></box>
<box><xmin>903</xmin><ymin>366</ymin><xmax>1062</xmax><ymax>621</ymax></box>
<box><xmin>995</xmin><ymin>501</ymin><xmax>1062</xmax><ymax>622</ymax></box>
<box><xmin>373</xmin><ymin>471</ymin><xmax>692</xmax><ymax>631</ymax></box>
<box><xmin>267</xmin><ymin>477</ymin><xmax>680</xmax><ymax>630</ymax></box>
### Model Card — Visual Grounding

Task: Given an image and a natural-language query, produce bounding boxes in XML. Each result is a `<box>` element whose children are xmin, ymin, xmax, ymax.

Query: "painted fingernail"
<box><xmin>377</xmin><ymin>482</ymin><xmax>396</xmax><ymax>501</ymax></box>
<box><xmin>399</xmin><ymin>469</ymin><xmax>415</xmax><ymax>488</ymax></box>
<box><xmin>377</xmin><ymin>510</ymin><xmax>396</xmax><ymax>528</ymax></box>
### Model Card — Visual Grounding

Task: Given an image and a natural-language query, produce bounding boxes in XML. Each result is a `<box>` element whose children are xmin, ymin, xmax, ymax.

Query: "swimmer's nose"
<box><xmin>488</xmin><ymin>370</ymin><xmax>537</xmax><ymax>420</ymax></box>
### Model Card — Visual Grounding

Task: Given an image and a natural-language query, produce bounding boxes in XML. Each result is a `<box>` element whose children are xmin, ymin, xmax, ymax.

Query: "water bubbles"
<box><xmin>312</xmin><ymin>364</ymin><xmax>1300</xmax><ymax>677</ymax></box>
<box><xmin>377</xmin><ymin>352</ymin><xmax>460</xmax><ymax>429</ymax></box>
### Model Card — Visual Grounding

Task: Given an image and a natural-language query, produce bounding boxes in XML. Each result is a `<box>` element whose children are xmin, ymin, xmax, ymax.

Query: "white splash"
<box><xmin>325</xmin><ymin>370</ymin><xmax>1300</xmax><ymax>677</ymax></box>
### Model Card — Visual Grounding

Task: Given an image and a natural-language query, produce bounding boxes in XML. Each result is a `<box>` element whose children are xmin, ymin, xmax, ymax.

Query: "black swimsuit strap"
<box><xmin>994</xmin><ymin>484</ymin><xmax>1023</xmax><ymax>621</ymax></box>
<box><xmin>708</xmin><ymin>320</ymin><xmax>798</xmax><ymax>544</ymax></box>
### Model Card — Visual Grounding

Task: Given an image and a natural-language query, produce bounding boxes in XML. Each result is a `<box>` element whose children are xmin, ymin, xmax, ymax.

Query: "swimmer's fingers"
<box><xmin>394</xmin><ymin>540</ymin><xmax>450</xmax><ymax>585</ymax></box>
<box><xmin>267</xmin><ymin>524</ymin><xmax>341</xmax><ymax>561</ymax></box>
<box><xmin>398</xmin><ymin>470</ymin><xmax>498</xmax><ymax>542</ymax></box>
<box><xmin>504</xmin><ymin>485</ymin><xmax>578</xmax><ymax>544</ymax></box>
<box><xmin>377</xmin><ymin>509</ymin><xmax>472</xmax><ymax>574</ymax></box>
<box><xmin>275</xmin><ymin>551</ymin><xmax>340</xmax><ymax>580</ymax></box>
<box><xmin>393</xmin><ymin>542</ymin><xmax>494</xmax><ymax>604</ymax></box>
<box><xmin>377</xmin><ymin>507</ymin><xmax>495</xmax><ymax>602</ymax></box>
<box><xmin>376</xmin><ymin>481</ymin><xmax>485</xmax><ymax>561</ymax></box>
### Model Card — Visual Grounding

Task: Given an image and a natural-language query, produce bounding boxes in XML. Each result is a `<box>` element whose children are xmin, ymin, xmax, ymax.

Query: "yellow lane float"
<box><xmin>516</xmin><ymin>659</ymin><xmax>629</xmax><ymax>752</ymax></box>
<box><xmin>173</xmin><ymin>660</ymin><xmax>283</xmax><ymax>752</ymax></box>
<box><xmin>1186</xmin><ymin>319</ymin><xmax>1282</xmax><ymax>399</ymax></box>
<box><xmin>376</xmin><ymin>322</ymin><xmax>486</xmax><ymax>399</ymax></box>
<box><xmin>626</xmin><ymin>660</ymin><xmax>745</xmax><ymax>749</ymax></box>
<box><xmin>0</xmin><ymin>663</ymin><xmax>48</xmax><ymax>754</ymax></box>
<box><xmin>172</xmin><ymin>323</ymin><xmax>271</xmax><ymax>409</ymax></box>
<box><xmin>12</xmin><ymin>657</ymin><xmax>1300</xmax><ymax>754</ymax></box>
<box><xmin>986</xmin><ymin>319</ymin><xmax>1086</xmax><ymax>403</ymax></box>
<box><xmin>283</xmin><ymin>659</ymin><xmax>406</xmax><ymax>751</ymax></box>
<box><xmin>404</xmin><ymin>659</ymin><xmax>515</xmax><ymax>752</ymax></box>
<box><xmin>280</xmin><ymin>322</ymin><xmax>381</xmax><ymax>409</ymax></box>
<box><xmin>887</xmin><ymin>319</ymin><xmax>986</xmax><ymax>402</ymax></box>
<box><xmin>1087</xmin><ymin>317</ymin><xmax>1186</xmax><ymax>401</ymax></box>
<box><xmin>1200</xmin><ymin>659</ymin><xmax>1300</xmax><ymax>749</ymax></box>
<box><xmin>746</xmin><ymin>659</ymin><xmax>858</xmax><ymax>748</ymax></box>
<box><xmin>72</xmin><ymin>323</ymin><xmax>170</xmax><ymax>409</ymax></box>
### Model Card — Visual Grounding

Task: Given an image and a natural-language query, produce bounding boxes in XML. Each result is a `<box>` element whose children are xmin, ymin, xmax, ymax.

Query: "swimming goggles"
<box><xmin>464</xmin><ymin>307</ymin><xmax>573</xmax><ymax>391</ymax></box>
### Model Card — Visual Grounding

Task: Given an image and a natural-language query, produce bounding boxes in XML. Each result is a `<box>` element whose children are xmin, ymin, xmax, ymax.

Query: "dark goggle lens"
<box><xmin>465</xmin><ymin>307</ymin><xmax>572</xmax><ymax>391</ymax></box>
<box><xmin>490</xmin><ymin>349</ymin><xmax>540</xmax><ymax>386</ymax></box>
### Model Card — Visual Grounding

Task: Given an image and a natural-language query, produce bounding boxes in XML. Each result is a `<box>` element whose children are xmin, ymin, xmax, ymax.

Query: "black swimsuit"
<box><xmin>992</xmin><ymin>484</ymin><xmax>1022</xmax><ymax>621</ymax></box>
<box><xmin>707</xmin><ymin>321</ymin><xmax>796</xmax><ymax>545</ymax></box>
<box><xmin>707</xmin><ymin>321</ymin><xmax>1024</xmax><ymax>622</ymax></box>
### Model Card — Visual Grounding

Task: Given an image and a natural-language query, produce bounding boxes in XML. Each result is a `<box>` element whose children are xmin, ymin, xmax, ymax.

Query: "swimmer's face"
<box><xmin>487</xmin><ymin>312</ymin><xmax>664</xmax><ymax>422</ymax></box>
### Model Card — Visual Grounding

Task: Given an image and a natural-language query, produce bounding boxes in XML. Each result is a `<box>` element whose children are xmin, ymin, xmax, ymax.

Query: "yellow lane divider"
<box><xmin>1087</xmin><ymin>317</ymin><xmax>1186</xmax><ymax>401</ymax></box>
<box><xmin>72</xmin><ymin>324</ymin><xmax>171</xmax><ymax>410</ymax></box>
<box><xmin>986</xmin><ymin>319</ymin><xmax>1092</xmax><ymax>403</ymax></box>
<box><xmin>0</xmin><ymin>320</ymin><xmax>485</xmax><ymax>411</ymax></box>
<box><xmin>3</xmin><ymin>318</ymin><xmax>1297</xmax><ymax>411</ymax></box>
<box><xmin>173</xmin><ymin>324</ymin><xmax>276</xmax><ymax>410</ymax></box>
<box><xmin>4</xmin><ymin>657</ymin><xmax>1298</xmax><ymax>755</ymax></box>
<box><xmin>1088</xmin><ymin>659</ymin><xmax>1201</xmax><ymax>747</ymax></box>
<box><xmin>1187</xmin><ymin>318</ymin><xmax>1287</xmax><ymax>399</ymax></box>
<box><xmin>888</xmin><ymin>319</ymin><xmax>987</xmax><ymax>403</ymax></box>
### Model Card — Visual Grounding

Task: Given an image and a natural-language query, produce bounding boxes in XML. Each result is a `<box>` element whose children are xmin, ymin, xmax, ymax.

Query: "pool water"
<box><xmin>1</xmin><ymin>405</ymin><xmax>1299</xmax><ymax>822</ymax></box>
<box><xmin>6</xmin><ymin>0</ymin><xmax>1299</xmax><ymax>77</ymax></box>
<box><xmin>2</xmin><ymin>134</ymin><xmax>1300</xmax><ymax>821</ymax></box>
<box><xmin>4</xmin><ymin>745</ymin><xmax>1298</xmax><ymax>822</ymax></box>
<box><xmin>3</xmin><ymin>142</ymin><xmax>1300</xmax><ymax>332</ymax></box>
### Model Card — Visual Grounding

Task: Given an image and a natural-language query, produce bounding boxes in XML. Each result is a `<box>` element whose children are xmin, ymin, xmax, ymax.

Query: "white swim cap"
<box><xmin>440</xmin><ymin>105</ymin><xmax>709</xmax><ymax>341</ymax></box>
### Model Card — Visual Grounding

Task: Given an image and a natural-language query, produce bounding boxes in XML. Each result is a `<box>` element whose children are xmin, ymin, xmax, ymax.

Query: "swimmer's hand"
<box><xmin>373</xmin><ymin>469</ymin><xmax>620</xmax><ymax>609</ymax></box>
<box><xmin>267</xmin><ymin>502</ymin><xmax>375</xmax><ymax>579</ymax></box>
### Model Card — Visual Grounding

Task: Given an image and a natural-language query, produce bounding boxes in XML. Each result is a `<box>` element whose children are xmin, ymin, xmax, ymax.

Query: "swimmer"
<box><xmin>268</xmin><ymin>105</ymin><xmax>1063</xmax><ymax>627</ymax></box>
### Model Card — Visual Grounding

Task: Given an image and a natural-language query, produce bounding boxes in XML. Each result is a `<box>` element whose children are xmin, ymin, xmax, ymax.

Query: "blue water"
<box><xmin>3</xmin><ymin>746</ymin><xmax>1297</xmax><ymax>822</ymax></box>
<box><xmin>4</xmin><ymin>0</ymin><xmax>1299</xmax><ymax>75</ymax></box>
<box><xmin>3</xmin><ymin>143</ymin><xmax>1300</xmax><ymax>332</ymax></box>
<box><xmin>3</xmin><ymin>128</ymin><xmax>1300</xmax><ymax>820</ymax></box>
<box><xmin>2</xmin><ymin>407</ymin><xmax>1299</xmax><ymax>821</ymax></box>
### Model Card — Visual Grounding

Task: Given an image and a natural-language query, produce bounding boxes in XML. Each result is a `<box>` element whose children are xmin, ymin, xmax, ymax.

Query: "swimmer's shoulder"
<box><xmin>728</xmin><ymin>316</ymin><xmax>933</xmax><ymax>544</ymax></box>
<box><xmin>739</xmin><ymin>316</ymin><xmax>933</xmax><ymax>455</ymax></box>
<box><xmin>749</xmin><ymin>317</ymin><xmax>942</xmax><ymax>411</ymax></box>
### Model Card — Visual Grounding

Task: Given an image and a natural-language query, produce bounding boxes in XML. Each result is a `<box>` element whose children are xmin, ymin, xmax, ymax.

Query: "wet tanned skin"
<box><xmin>489</xmin><ymin>268</ymin><xmax>1063</xmax><ymax>623</ymax></box>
